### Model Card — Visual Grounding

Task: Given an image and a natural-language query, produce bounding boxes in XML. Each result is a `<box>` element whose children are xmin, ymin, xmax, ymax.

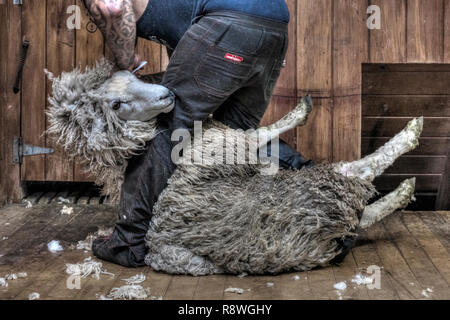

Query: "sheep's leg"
<box><xmin>253</xmin><ymin>95</ymin><xmax>313</xmax><ymax>148</ymax></box>
<box><xmin>334</xmin><ymin>117</ymin><xmax>423</xmax><ymax>181</ymax></box>
<box><xmin>359</xmin><ymin>178</ymin><xmax>416</xmax><ymax>229</ymax></box>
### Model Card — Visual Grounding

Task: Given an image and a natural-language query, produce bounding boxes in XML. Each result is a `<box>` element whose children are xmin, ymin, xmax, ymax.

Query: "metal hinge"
<box><xmin>13</xmin><ymin>137</ymin><xmax>54</xmax><ymax>164</ymax></box>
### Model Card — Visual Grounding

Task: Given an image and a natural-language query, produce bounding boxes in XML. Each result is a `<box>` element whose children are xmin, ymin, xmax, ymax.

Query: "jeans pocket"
<box><xmin>194</xmin><ymin>46</ymin><xmax>254</xmax><ymax>98</ymax></box>
<box><xmin>216</xmin><ymin>23</ymin><xmax>265</xmax><ymax>55</ymax></box>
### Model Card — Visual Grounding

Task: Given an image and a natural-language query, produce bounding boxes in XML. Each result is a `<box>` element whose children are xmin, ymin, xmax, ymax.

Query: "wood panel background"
<box><xmin>1</xmin><ymin>0</ymin><xmax>449</xmax><ymax>207</ymax></box>
<box><xmin>362</xmin><ymin>64</ymin><xmax>450</xmax><ymax>209</ymax></box>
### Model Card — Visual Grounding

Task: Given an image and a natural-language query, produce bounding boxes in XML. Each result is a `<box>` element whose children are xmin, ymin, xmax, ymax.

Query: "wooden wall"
<box><xmin>362</xmin><ymin>64</ymin><xmax>450</xmax><ymax>209</ymax></box>
<box><xmin>1</xmin><ymin>0</ymin><xmax>450</xmax><ymax>206</ymax></box>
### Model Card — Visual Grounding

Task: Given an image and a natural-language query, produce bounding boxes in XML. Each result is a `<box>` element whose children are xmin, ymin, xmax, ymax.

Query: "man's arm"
<box><xmin>83</xmin><ymin>0</ymin><xmax>136</xmax><ymax>71</ymax></box>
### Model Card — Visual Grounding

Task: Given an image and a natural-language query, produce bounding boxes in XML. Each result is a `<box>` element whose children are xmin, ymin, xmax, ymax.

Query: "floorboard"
<box><xmin>0</xmin><ymin>204</ymin><xmax>448</xmax><ymax>300</ymax></box>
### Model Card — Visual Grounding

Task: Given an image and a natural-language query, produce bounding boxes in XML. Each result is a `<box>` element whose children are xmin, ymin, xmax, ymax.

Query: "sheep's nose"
<box><xmin>159</xmin><ymin>91</ymin><xmax>175</xmax><ymax>101</ymax></box>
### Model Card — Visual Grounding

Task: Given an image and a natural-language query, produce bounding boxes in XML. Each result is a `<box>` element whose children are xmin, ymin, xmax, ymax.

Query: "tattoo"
<box><xmin>83</xmin><ymin>0</ymin><xmax>136</xmax><ymax>70</ymax></box>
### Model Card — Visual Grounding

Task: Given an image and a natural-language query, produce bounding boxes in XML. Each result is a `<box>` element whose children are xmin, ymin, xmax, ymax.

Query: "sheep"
<box><xmin>46</xmin><ymin>59</ymin><xmax>422</xmax><ymax>275</ymax></box>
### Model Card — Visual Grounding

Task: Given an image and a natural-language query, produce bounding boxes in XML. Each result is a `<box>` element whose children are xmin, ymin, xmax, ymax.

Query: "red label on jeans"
<box><xmin>224</xmin><ymin>53</ymin><xmax>243</xmax><ymax>63</ymax></box>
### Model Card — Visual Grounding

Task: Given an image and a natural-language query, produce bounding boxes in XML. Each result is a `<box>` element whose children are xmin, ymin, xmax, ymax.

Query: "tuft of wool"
<box><xmin>122</xmin><ymin>273</ymin><xmax>146</xmax><ymax>285</ymax></box>
<box><xmin>224</xmin><ymin>288</ymin><xmax>245</xmax><ymax>294</ymax></box>
<box><xmin>28</xmin><ymin>292</ymin><xmax>40</xmax><ymax>300</ymax></box>
<box><xmin>73</xmin><ymin>227</ymin><xmax>113</xmax><ymax>251</ymax></box>
<box><xmin>0</xmin><ymin>278</ymin><xmax>7</xmax><ymax>288</ymax></box>
<box><xmin>65</xmin><ymin>257</ymin><xmax>114</xmax><ymax>280</ymax></box>
<box><xmin>107</xmin><ymin>285</ymin><xmax>149</xmax><ymax>300</ymax></box>
<box><xmin>351</xmin><ymin>274</ymin><xmax>373</xmax><ymax>286</ymax></box>
<box><xmin>46</xmin><ymin>59</ymin><xmax>158</xmax><ymax>202</ymax></box>
<box><xmin>5</xmin><ymin>273</ymin><xmax>27</xmax><ymax>280</ymax></box>
<box><xmin>48</xmin><ymin>240</ymin><xmax>63</xmax><ymax>253</ymax></box>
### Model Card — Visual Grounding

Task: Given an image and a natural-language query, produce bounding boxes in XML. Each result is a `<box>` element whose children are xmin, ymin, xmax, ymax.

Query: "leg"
<box><xmin>359</xmin><ymin>178</ymin><xmax>416</xmax><ymax>229</ymax></box>
<box><xmin>334</xmin><ymin>117</ymin><xmax>423</xmax><ymax>181</ymax></box>
<box><xmin>254</xmin><ymin>95</ymin><xmax>313</xmax><ymax>148</ymax></box>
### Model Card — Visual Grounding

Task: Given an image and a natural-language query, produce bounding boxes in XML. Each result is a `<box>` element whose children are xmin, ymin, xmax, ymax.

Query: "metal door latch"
<box><xmin>13</xmin><ymin>137</ymin><xmax>54</xmax><ymax>164</ymax></box>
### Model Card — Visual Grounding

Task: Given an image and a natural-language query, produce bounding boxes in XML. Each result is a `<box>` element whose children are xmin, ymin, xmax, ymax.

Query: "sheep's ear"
<box><xmin>44</xmin><ymin>69</ymin><xmax>54</xmax><ymax>81</ymax></box>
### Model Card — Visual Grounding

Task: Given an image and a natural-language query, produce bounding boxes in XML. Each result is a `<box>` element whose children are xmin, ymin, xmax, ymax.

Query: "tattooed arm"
<box><xmin>83</xmin><ymin>0</ymin><xmax>137</xmax><ymax>71</ymax></box>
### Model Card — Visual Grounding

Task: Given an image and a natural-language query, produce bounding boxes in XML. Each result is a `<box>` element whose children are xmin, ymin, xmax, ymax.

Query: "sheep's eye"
<box><xmin>111</xmin><ymin>100</ymin><xmax>121</xmax><ymax>111</ymax></box>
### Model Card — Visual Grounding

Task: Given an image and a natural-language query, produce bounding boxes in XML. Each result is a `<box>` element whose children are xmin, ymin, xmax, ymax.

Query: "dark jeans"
<box><xmin>94</xmin><ymin>12</ymin><xmax>312</xmax><ymax>267</ymax></box>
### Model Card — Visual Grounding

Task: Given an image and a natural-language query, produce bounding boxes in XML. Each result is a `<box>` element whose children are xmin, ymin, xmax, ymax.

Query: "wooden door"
<box><xmin>18</xmin><ymin>0</ymin><xmax>166</xmax><ymax>183</ymax></box>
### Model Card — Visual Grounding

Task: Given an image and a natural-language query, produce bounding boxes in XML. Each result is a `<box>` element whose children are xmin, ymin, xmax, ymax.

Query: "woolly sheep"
<box><xmin>46</xmin><ymin>60</ymin><xmax>422</xmax><ymax>275</ymax></box>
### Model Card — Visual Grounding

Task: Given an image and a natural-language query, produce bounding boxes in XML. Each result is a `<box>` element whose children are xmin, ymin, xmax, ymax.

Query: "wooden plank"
<box><xmin>0</xmin><ymin>1</ymin><xmax>22</xmax><ymax>205</ymax></box>
<box><xmin>420</xmin><ymin>211</ymin><xmax>450</xmax><ymax>255</ymax></box>
<box><xmin>351</xmin><ymin>234</ymin><xmax>400</xmax><ymax>299</ymax></box>
<box><xmin>363</xmin><ymin>72</ymin><xmax>450</xmax><ymax>95</ymax></box>
<box><xmin>268</xmin><ymin>272</ymin><xmax>312</xmax><ymax>300</ymax></box>
<box><xmin>384</xmin><ymin>214</ymin><xmax>449</xmax><ymax>299</ymax></box>
<box><xmin>21</xmin><ymin>0</ymin><xmax>46</xmax><ymax>181</ymax></box>
<box><xmin>333</xmin><ymin>0</ymin><xmax>369</xmax><ymax>97</ymax></box>
<box><xmin>403</xmin><ymin>213</ymin><xmax>450</xmax><ymax>284</ymax></box>
<box><xmin>297</xmin><ymin>98</ymin><xmax>332</xmax><ymax>162</ymax></box>
<box><xmin>383</xmin><ymin>156</ymin><xmax>447</xmax><ymax>174</ymax></box>
<box><xmin>332</xmin><ymin>0</ymin><xmax>369</xmax><ymax>162</ymax></box>
<box><xmin>363</xmin><ymin>137</ymin><xmax>450</xmax><ymax>156</ymax></box>
<box><xmin>362</xmin><ymin>95</ymin><xmax>450</xmax><ymax>117</ymax></box>
<box><xmin>193</xmin><ymin>275</ymin><xmax>226</xmax><ymax>300</ymax></box>
<box><xmin>333</xmin><ymin>95</ymin><xmax>361</xmax><ymax>161</ymax></box>
<box><xmin>362</xmin><ymin>117</ymin><xmax>450</xmax><ymax>137</ymax></box>
<box><xmin>73</xmin><ymin>0</ymin><xmax>104</xmax><ymax>182</ymax></box>
<box><xmin>363</xmin><ymin>63</ymin><xmax>450</xmax><ymax>73</ymax></box>
<box><xmin>164</xmin><ymin>275</ymin><xmax>199</xmax><ymax>300</ymax></box>
<box><xmin>374</xmin><ymin>174</ymin><xmax>442</xmax><ymax>192</ymax></box>
<box><xmin>445</xmin><ymin>0</ymin><xmax>450</xmax><ymax>62</ymax></box>
<box><xmin>274</xmin><ymin>0</ymin><xmax>296</xmax><ymax>96</ymax></box>
<box><xmin>296</xmin><ymin>0</ymin><xmax>332</xmax><ymax>97</ymax></box>
<box><xmin>407</xmin><ymin>0</ymin><xmax>444</xmax><ymax>62</ymax></box>
<box><xmin>304</xmin><ymin>267</ymin><xmax>336</xmax><ymax>300</ymax></box>
<box><xmin>46</xmin><ymin>0</ymin><xmax>76</xmax><ymax>181</ymax></box>
<box><xmin>369</xmin><ymin>0</ymin><xmax>406</xmax><ymax>63</ymax></box>
<box><xmin>136</xmin><ymin>40</ymin><xmax>162</xmax><ymax>74</ymax></box>
<box><xmin>331</xmin><ymin>252</ymin><xmax>370</xmax><ymax>300</ymax></box>
<box><xmin>366</xmin><ymin>221</ymin><xmax>426</xmax><ymax>299</ymax></box>
<box><xmin>436</xmin><ymin>147</ymin><xmax>450</xmax><ymax>210</ymax></box>
<box><xmin>161</xmin><ymin>46</ymin><xmax>170</xmax><ymax>71</ymax></box>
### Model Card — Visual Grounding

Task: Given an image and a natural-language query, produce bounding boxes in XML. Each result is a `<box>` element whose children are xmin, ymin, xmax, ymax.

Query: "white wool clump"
<box><xmin>48</xmin><ymin>240</ymin><xmax>63</xmax><ymax>253</ymax></box>
<box><xmin>58</xmin><ymin>197</ymin><xmax>71</xmax><ymax>204</ymax></box>
<box><xmin>351</xmin><ymin>274</ymin><xmax>373</xmax><ymax>286</ymax></box>
<box><xmin>28</xmin><ymin>292</ymin><xmax>40</xmax><ymax>300</ymax></box>
<box><xmin>74</xmin><ymin>227</ymin><xmax>113</xmax><ymax>251</ymax></box>
<box><xmin>224</xmin><ymin>287</ymin><xmax>249</xmax><ymax>294</ymax></box>
<box><xmin>5</xmin><ymin>273</ymin><xmax>27</xmax><ymax>280</ymax></box>
<box><xmin>293</xmin><ymin>275</ymin><xmax>300</xmax><ymax>281</ymax></box>
<box><xmin>421</xmin><ymin>288</ymin><xmax>433</xmax><ymax>298</ymax></box>
<box><xmin>122</xmin><ymin>273</ymin><xmax>146</xmax><ymax>285</ymax></box>
<box><xmin>266</xmin><ymin>282</ymin><xmax>274</xmax><ymax>287</ymax></box>
<box><xmin>65</xmin><ymin>257</ymin><xmax>114</xmax><ymax>280</ymax></box>
<box><xmin>107</xmin><ymin>285</ymin><xmax>150</xmax><ymax>300</ymax></box>
<box><xmin>334</xmin><ymin>281</ymin><xmax>347</xmax><ymax>291</ymax></box>
<box><xmin>0</xmin><ymin>278</ymin><xmax>8</xmax><ymax>288</ymax></box>
<box><xmin>61</xmin><ymin>205</ymin><xmax>73</xmax><ymax>215</ymax></box>
<box><xmin>23</xmin><ymin>200</ymin><xmax>33</xmax><ymax>208</ymax></box>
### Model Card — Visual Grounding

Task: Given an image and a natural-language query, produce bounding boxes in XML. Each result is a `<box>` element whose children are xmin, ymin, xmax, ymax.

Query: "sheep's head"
<box><xmin>100</xmin><ymin>70</ymin><xmax>174</xmax><ymax>121</ymax></box>
<box><xmin>45</xmin><ymin>59</ymin><xmax>168</xmax><ymax>201</ymax></box>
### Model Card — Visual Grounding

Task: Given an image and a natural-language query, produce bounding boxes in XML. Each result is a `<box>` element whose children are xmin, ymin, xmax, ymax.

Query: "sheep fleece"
<box><xmin>146</xmin><ymin>163</ymin><xmax>376</xmax><ymax>275</ymax></box>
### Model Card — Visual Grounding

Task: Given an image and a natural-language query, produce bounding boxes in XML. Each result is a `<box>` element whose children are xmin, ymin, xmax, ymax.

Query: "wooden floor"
<box><xmin>0</xmin><ymin>203</ymin><xmax>449</xmax><ymax>300</ymax></box>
